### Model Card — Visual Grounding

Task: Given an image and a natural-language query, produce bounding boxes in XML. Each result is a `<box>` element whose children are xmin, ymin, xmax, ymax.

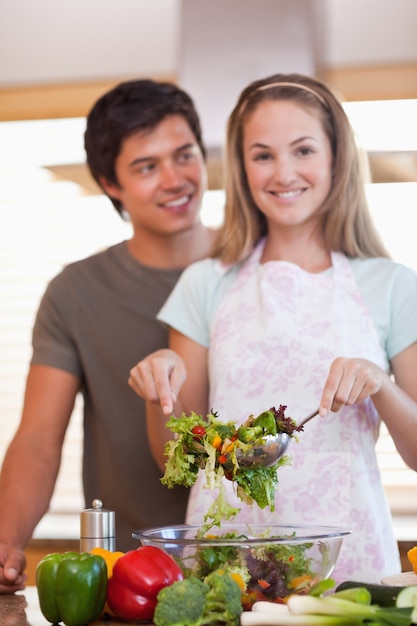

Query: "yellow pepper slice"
<box><xmin>216</xmin><ymin>568</ymin><xmax>246</xmax><ymax>592</ymax></box>
<box><xmin>407</xmin><ymin>546</ymin><xmax>417</xmax><ymax>574</ymax></box>
<box><xmin>211</xmin><ymin>434</ymin><xmax>222</xmax><ymax>450</ymax></box>
<box><xmin>221</xmin><ymin>439</ymin><xmax>236</xmax><ymax>454</ymax></box>
<box><xmin>289</xmin><ymin>574</ymin><xmax>313</xmax><ymax>589</ymax></box>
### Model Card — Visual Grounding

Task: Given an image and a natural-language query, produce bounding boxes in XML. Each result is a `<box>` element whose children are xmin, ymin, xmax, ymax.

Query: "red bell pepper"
<box><xmin>106</xmin><ymin>546</ymin><xmax>183</xmax><ymax>620</ymax></box>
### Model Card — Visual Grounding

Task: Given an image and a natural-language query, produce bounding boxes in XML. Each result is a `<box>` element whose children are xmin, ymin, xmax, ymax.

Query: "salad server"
<box><xmin>237</xmin><ymin>408</ymin><xmax>320</xmax><ymax>468</ymax></box>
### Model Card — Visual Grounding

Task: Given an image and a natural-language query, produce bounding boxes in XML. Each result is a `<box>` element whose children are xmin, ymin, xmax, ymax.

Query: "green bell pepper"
<box><xmin>36</xmin><ymin>551</ymin><xmax>107</xmax><ymax>626</ymax></box>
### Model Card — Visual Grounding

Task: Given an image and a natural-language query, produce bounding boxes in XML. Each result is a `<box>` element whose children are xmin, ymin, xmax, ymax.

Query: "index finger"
<box><xmin>151</xmin><ymin>358</ymin><xmax>179</xmax><ymax>415</ymax></box>
<box><xmin>320</xmin><ymin>358</ymin><xmax>345</xmax><ymax>413</ymax></box>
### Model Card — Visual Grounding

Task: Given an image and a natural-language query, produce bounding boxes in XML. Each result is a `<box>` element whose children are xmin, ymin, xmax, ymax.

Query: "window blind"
<box><xmin>0</xmin><ymin>162</ymin><xmax>132</xmax><ymax>527</ymax></box>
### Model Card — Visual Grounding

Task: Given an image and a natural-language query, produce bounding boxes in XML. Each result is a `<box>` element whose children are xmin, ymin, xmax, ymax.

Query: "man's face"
<box><xmin>102</xmin><ymin>115</ymin><xmax>207</xmax><ymax>236</ymax></box>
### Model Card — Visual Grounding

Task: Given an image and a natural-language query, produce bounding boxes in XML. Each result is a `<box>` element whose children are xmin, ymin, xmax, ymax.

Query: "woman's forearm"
<box><xmin>376</xmin><ymin>343</ymin><xmax>417</xmax><ymax>471</ymax></box>
<box><xmin>372</xmin><ymin>375</ymin><xmax>417</xmax><ymax>471</ymax></box>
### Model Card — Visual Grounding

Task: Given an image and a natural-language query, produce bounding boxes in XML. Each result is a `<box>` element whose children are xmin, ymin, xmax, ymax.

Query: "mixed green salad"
<box><xmin>161</xmin><ymin>405</ymin><xmax>301</xmax><ymax>533</ymax></box>
<box><xmin>176</xmin><ymin>530</ymin><xmax>317</xmax><ymax>609</ymax></box>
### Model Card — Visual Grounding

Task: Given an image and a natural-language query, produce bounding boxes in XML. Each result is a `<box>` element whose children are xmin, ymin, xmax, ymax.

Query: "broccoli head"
<box><xmin>153</xmin><ymin>577</ymin><xmax>208</xmax><ymax>626</ymax></box>
<box><xmin>207</xmin><ymin>421</ymin><xmax>237</xmax><ymax>441</ymax></box>
<box><xmin>202</xmin><ymin>571</ymin><xmax>243</xmax><ymax>626</ymax></box>
<box><xmin>153</xmin><ymin>573</ymin><xmax>243</xmax><ymax>626</ymax></box>
<box><xmin>236</xmin><ymin>424</ymin><xmax>264</xmax><ymax>443</ymax></box>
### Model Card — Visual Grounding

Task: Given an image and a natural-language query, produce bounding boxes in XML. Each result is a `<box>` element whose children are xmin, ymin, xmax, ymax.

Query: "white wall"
<box><xmin>0</xmin><ymin>0</ymin><xmax>181</xmax><ymax>85</ymax></box>
<box><xmin>1</xmin><ymin>0</ymin><xmax>416</xmax><ymax>89</ymax></box>
<box><xmin>323</xmin><ymin>0</ymin><xmax>417</xmax><ymax>66</ymax></box>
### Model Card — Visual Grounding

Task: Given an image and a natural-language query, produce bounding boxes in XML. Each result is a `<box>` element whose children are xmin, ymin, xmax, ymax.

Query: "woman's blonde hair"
<box><xmin>214</xmin><ymin>73</ymin><xmax>390</xmax><ymax>264</ymax></box>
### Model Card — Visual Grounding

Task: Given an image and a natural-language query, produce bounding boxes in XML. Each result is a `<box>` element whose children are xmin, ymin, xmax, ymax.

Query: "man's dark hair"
<box><xmin>84</xmin><ymin>79</ymin><xmax>206</xmax><ymax>216</ymax></box>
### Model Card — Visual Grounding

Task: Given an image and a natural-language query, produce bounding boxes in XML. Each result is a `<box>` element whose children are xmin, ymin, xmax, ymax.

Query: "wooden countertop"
<box><xmin>1</xmin><ymin>586</ymin><xmax>149</xmax><ymax>625</ymax></box>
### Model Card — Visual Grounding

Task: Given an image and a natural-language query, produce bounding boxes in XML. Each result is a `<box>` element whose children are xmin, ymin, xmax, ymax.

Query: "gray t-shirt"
<box><xmin>32</xmin><ymin>241</ymin><xmax>188</xmax><ymax>551</ymax></box>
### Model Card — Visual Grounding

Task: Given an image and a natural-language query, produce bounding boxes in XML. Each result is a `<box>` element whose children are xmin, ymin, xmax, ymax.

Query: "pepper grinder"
<box><xmin>80</xmin><ymin>499</ymin><xmax>115</xmax><ymax>552</ymax></box>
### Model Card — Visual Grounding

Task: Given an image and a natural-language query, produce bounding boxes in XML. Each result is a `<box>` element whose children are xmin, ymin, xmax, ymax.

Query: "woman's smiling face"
<box><xmin>243</xmin><ymin>99</ymin><xmax>333</xmax><ymax>233</ymax></box>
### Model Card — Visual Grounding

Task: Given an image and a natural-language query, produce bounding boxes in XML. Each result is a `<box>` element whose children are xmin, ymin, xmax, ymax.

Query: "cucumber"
<box><xmin>396</xmin><ymin>585</ymin><xmax>417</xmax><ymax>623</ymax></box>
<box><xmin>336</xmin><ymin>580</ymin><xmax>405</xmax><ymax>607</ymax></box>
<box><xmin>396</xmin><ymin>585</ymin><xmax>417</xmax><ymax>608</ymax></box>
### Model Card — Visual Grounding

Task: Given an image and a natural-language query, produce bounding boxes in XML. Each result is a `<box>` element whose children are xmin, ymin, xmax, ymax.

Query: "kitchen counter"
<box><xmin>0</xmin><ymin>586</ymin><xmax>148</xmax><ymax>625</ymax></box>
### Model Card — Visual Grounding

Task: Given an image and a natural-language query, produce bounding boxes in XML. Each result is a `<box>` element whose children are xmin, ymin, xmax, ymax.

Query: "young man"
<box><xmin>0</xmin><ymin>79</ymin><xmax>217</xmax><ymax>592</ymax></box>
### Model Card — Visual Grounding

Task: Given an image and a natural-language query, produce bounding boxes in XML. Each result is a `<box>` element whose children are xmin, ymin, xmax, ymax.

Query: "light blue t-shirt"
<box><xmin>158</xmin><ymin>255</ymin><xmax>417</xmax><ymax>363</ymax></box>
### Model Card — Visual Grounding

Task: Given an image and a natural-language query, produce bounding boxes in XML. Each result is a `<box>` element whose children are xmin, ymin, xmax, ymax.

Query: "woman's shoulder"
<box><xmin>348</xmin><ymin>256</ymin><xmax>417</xmax><ymax>359</ymax></box>
<box><xmin>349</xmin><ymin>256</ymin><xmax>417</xmax><ymax>286</ymax></box>
<box><xmin>348</xmin><ymin>256</ymin><xmax>417</xmax><ymax>307</ymax></box>
<box><xmin>178</xmin><ymin>256</ymin><xmax>241</xmax><ymax>291</ymax></box>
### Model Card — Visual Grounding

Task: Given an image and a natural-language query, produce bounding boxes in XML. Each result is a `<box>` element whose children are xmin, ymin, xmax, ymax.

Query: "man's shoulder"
<box><xmin>62</xmin><ymin>242</ymin><xmax>124</xmax><ymax>273</ymax></box>
<box><xmin>45</xmin><ymin>241</ymin><xmax>183</xmax><ymax>310</ymax></box>
<box><xmin>42</xmin><ymin>243</ymin><xmax>127</xmax><ymax>299</ymax></box>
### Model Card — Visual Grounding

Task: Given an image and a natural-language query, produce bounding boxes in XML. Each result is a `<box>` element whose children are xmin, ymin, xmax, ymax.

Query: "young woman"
<box><xmin>129</xmin><ymin>73</ymin><xmax>417</xmax><ymax>582</ymax></box>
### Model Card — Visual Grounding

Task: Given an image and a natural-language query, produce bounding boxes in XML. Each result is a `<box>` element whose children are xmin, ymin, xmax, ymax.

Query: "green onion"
<box><xmin>240</xmin><ymin>592</ymin><xmax>415</xmax><ymax>626</ymax></box>
<box><xmin>242</xmin><ymin>605</ymin><xmax>363</xmax><ymax>625</ymax></box>
<box><xmin>332</xmin><ymin>586</ymin><xmax>372</xmax><ymax>605</ymax></box>
<box><xmin>288</xmin><ymin>594</ymin><xmax>413</xmax><ymax>625</ymax></box>
<box><xmin>308</xmin><ymin>578</ymin><xmax>336</xmax><ymax>597</ymax></box>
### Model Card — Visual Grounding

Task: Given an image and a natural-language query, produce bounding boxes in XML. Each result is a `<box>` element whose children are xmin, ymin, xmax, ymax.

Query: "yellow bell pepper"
<box><xmin>90</xmin><ymin>547</ymin><xmax>124</xmax><ymax>615</ymax></box>
<box><xmin>90</xmin><ymin>547</ymin><xmax>124</xmax><ymax>577</ymax></box>
<box><xmin>407</xmin><ymin>545</ymin><xmax>417</xmax><ymax>574</ymax></box>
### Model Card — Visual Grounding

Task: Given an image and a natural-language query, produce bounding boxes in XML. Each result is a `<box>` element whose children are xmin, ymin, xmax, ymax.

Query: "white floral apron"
<box><xmin>186</xmin><ymin>240</ymin><xmax>401</xmax><ymax>583</ymax></box>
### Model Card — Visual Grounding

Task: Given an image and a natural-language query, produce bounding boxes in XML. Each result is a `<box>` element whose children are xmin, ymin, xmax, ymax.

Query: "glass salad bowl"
<box><xmin>133</xmin><ymin>524</ymin><xmax>351</xmax><ymax>608</ymax></box>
